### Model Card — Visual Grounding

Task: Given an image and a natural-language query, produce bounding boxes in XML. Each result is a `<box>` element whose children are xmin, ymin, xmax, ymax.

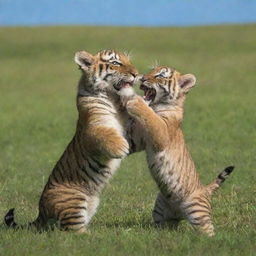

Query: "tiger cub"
<box><xmin>4</xmin><ymin>49</ymin><xmax>138</xmax><ymax>233</ymax></box>
<box><xmin>125</xmin><ymin>66</ymin><xmax>234</xmax><ymax>236</ymax></box>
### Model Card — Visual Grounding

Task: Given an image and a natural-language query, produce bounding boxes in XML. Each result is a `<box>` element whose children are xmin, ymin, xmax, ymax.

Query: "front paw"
<box><xmin>104</xmin><ymin>135</ymin><xmax>130</xmax><ymax>159</ymax></box>
<box><xmin>126</xmin><ymin>96</ymin><xmax>144</xmax><ymax>116</ymax></box>
<box><xmin>114</xmin><ymin>137</ymin><xmax>130</xmax><ymax>158</ymax></box>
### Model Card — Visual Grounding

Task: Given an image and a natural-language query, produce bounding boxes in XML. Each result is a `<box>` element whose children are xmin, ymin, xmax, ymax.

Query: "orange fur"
<box><xmin>4</xmin><ymin>49</ymin><xmax>138</xmax><ymax>233</ymax></box>
<box><xmin>126</xmin><ymin>66</ymin><xmax>234</xmax><ymax>236</ymax></box>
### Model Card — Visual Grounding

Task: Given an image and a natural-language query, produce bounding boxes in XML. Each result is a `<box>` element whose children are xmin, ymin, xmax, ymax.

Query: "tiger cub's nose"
<box><xmin>140</xmin><ymin>76</ymin><xmax>146</xmax><ymax>83</ymax></box>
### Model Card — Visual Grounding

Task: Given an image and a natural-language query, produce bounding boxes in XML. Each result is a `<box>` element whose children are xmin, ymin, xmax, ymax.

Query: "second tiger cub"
<box><xmin>125</xmin><ymin>66</ymin><xmax>234</xmax><ymax>236</ymax></box>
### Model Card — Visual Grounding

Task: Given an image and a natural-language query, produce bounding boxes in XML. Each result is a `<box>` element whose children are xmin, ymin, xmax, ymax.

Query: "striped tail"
<box><xmin>4</xmin><ymin>208</ymin><xmax>41</xmax><ymax>231</ymax></box>
<box><xmin>207</xmin><ymin>165</ymin><xmax>235</xmax><ymax>195</ymax></box>
<box><xmin>4</xmin><ymin>208</ymin><xmax>18</xmax><ymax>228</ymax></box>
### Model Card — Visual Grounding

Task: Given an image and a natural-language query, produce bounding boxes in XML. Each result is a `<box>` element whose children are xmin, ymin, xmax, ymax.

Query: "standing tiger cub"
<box><xmin>125</xmin><ymin>66</ymin><xmax>234</xmax><ymax>236</ymax></box>
<box><xmin>4</xmin><ymin>49</ymin><xmax>138</xmax><ymax>233</ymax></box>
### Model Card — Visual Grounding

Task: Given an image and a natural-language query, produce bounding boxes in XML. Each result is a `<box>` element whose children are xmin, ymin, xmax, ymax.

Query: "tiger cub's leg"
<box><xmin>59</xmin><ymin>195</ymin><xmax>100</xmax><ymax>233</ymax></box>
<box><xmin>59</xmin><ymin>205</ymin><xmax>87</xmax><ymax>233</ymax></box>
<box><xmin>182</xmin><ymin>192</ymin><xmax>215</xmax><ymax>236</ymax></box>
<box><xmin>43</xmin><ymin>188</ymin><xmax>88</xmax><ymax>233</ymax></box>
<box><xmin>153</xmin><ymin>192</ymin><xmax>181</xmax><ymax>229</ymax></box>
<box><xmin>85</xmin><ymin>196</ymin><xmax>100</xmax><ymax>226</ymax></box>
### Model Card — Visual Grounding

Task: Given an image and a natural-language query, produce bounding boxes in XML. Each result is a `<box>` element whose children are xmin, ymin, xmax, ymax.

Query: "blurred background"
<box><xmin>1</xmin><ymin>0</ymin><xmax>256</xmax><ymax>26</ymax></box>
<box><xmin>0</xmin><ymin>1</ymin><xmax>256</xmax><ymax>255</ymax></box>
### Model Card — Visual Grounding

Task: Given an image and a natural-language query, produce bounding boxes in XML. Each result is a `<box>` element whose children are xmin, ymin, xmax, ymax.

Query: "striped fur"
<box><xmin>125</xmin><ymin>66</ymin><xmax>234</xmax><ymax>236</ymax></box>
<box><xmin>4</xmin><ymin>49</ymin><xmax>138</xmax><ymax>233</ymax></box>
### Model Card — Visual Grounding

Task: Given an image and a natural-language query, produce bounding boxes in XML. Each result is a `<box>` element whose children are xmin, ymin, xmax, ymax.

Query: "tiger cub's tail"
<box><xmin>4</xmin><ymin>208</ymin><xmax>17</xmax><ymax>228</ymax></box>
<box><xmin>207</xmin><ymin>166</ymin><xmax>235</xmax><ymax>195</ymax></box>
<box><xmin>4</xmin><ymin>208</ymin><xmax>42</xmax><ymax>231</ymax></box>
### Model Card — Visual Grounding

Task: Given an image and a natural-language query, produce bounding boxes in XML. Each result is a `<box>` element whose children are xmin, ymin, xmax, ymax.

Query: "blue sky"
<box><xmin>0</xmin><ymin>0</ymin><xmax>256</xmax><ymax>26</ymax></box>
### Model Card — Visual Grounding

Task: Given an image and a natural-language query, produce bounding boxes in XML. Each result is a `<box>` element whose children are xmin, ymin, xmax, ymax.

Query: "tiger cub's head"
<box><xmin>140</xmin><ymin>66</ymin><xmax>196</xmax><ymax>106</ymax></box>
<box><xmin>75</xmin><ymin>49</ymin><xmax>138</xmax><ymax>96</ymax></box>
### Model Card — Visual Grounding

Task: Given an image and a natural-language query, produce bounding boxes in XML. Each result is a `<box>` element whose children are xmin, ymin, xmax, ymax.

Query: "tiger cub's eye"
<box><xmin>156</xmin><ymin>73</ymin><xmax>165</xmax><ymax>78</ymax></box>
<box><xmin>111</xmin><ymin>61</ymin><xmax>121</xmax><ymax>66</ymax></box>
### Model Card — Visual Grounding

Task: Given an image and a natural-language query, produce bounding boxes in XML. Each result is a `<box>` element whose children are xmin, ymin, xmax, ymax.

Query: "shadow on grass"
<box><xmin>0</xmin><ymin>223</ymin><xmax>8</xmax><ymax>231</ymax></box>
<box><xmin>92</xmin><ymin>219</ymin><xmax>184</xmax><ymax>232</ymax></box>
<box><xmin>0</xmin><ymin>218</ymin><xmax>185</xmax><ymax>234</ymax></box>
<box><xmin>97</xmin><ymin>220</ymin><xmax>155</xmax><ymax>229</ymax></box>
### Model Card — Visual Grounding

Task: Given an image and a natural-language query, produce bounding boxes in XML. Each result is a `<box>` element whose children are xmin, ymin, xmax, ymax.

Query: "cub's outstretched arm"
<box><xmin>126</xmin><ymin>96</ymin><xmax>168</xmax><ymax>151</ymax></box>
<box><xmin>78</xmin><ymin>100</ymin><xmax>129</xmax><ymax>159</ymax></box>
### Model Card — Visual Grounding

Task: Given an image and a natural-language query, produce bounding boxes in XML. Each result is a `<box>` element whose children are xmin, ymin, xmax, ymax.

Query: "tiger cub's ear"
<box><xmin>74</xmin><ymin>51</ymin><xmax>94</xmax><ymax>70</ymax></box>
<box><xmin>178</xmin><ymin>74</ymin><xmax>196</xmax><ymax>94</ymax></box>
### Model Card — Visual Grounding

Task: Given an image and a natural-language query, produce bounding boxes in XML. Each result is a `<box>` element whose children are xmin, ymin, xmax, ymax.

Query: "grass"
<box><xmin>0</xmin><ymin>24</ymin><xmax>256</xmax><ymax>255</ymax></box>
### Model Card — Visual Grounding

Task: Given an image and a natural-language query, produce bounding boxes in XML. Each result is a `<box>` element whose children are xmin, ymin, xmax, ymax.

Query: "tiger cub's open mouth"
<box><xmin>140</xmin><ymin>84</ymin><xmax>156</xmax><ymax>102</ymax></box>
<box><xmin>113</xmin><ymin>81</ymin><xmax>133</xmax><ymax>91</ymax></box>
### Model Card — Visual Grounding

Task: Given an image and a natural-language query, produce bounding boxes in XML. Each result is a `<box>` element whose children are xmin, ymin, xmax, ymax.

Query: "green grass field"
<box><xmin>0</xmin><ymin>25</ymin><xmax>256</xmax><ymax>255</ymax></box>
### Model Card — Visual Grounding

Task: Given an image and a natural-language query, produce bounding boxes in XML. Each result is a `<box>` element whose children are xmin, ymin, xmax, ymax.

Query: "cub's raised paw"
<box><xmin>126</xmin><ymin>96</ymin><xmax>145</xmax><ymax>116</ymax></box>
<box><xmin>103</xmin><ymin>134</ymin><xmax>130</xmax><ymax>159</ymax></box>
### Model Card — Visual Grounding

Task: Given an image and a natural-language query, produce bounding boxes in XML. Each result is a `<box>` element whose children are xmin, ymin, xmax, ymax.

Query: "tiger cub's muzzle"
<box><xmin>113</xmin><ymin>74</ymin><xmax>137</xmax><ymax>91</ymax></box>
<box><xmin>140</xmin><ymin>77</ymin><xmax>157</xmax><ymax>102</ymax></box>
